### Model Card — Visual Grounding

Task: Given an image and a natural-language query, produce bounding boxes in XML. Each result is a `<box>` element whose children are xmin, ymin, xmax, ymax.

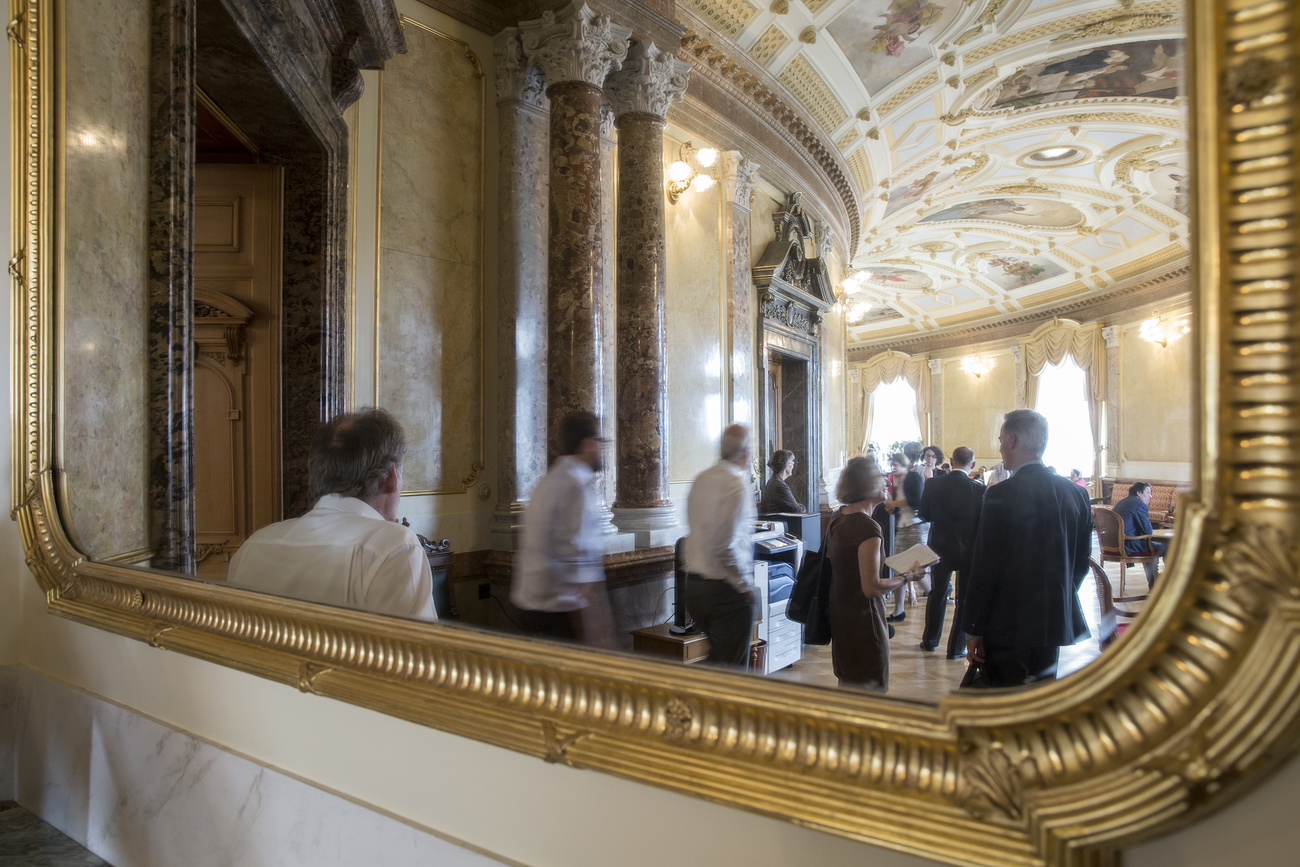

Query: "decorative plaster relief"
<box><xmin>519</xmin><ymin>2</ymin><xmax>631</xmax><ymax>89</ymax></box>
<box><xmin>605</xmin><ymin>41</ymin><xmax>690</xmax><ymax>119</ymax></box>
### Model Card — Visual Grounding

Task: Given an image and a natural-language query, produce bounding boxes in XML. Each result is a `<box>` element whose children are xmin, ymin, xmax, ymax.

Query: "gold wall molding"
<box><xmin>12</xmin><ymin>2</ymin><xmax>1300</xmax><ymax>867</ymax></box>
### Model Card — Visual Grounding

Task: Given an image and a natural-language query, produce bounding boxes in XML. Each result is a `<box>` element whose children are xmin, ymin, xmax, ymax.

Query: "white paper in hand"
<box><xmin>884</xmin><ymin>543</ymin><xmax>940</xmax><ymax>574</ymax></box>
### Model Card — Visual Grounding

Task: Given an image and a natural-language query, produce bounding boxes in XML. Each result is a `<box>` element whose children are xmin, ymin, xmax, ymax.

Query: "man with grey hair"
<box><xmin>961</xmin><ymin>409</ymin><xmax>1091</xmax><ymax>686</ymax></box>
<box><xmin>228</xmin><ymin>408</ymin><xmax>437</xmax><ymax>622</ymax></box>
<box><xmin>682</xmin><ymin>424</ymin><xmax>759</xmax><ymax>666</ymax></box>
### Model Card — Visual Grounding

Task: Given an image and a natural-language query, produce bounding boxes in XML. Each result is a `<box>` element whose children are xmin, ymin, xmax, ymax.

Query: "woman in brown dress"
<box><xmin>827</xmin><ymin>455</ymin><xmax>923</xmax><ymax>691</ymax></box>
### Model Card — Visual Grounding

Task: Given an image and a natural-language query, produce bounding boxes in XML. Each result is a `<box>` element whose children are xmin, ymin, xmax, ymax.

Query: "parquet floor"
<box><xmin>767</xmin><ymin>558</ymin><xmax>1143</xmax><ymax>702</ymax></box>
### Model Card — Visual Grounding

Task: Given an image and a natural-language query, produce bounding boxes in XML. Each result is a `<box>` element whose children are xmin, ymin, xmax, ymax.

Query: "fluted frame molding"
<box><xmin>517</xmin><ymin>1</ymin><xmax>630</xmax><ymax>89</ymax></box>
<box><xmin>604</xmin><ymin>40</ymin><xmax>690</xmax><ymax>119</ymax></box>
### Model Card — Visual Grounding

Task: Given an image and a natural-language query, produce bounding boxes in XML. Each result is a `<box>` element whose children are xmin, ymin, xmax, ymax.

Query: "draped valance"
<box><xmin>853</xmin><ymin>350</ymin><xmax>930</xmax><ymax>454</ymax></box>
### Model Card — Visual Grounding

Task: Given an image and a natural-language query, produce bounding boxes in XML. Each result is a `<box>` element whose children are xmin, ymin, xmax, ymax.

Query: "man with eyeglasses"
<box><xmin>512</xmin><ymin>411</ymin><xmax>615</xmax><ymax>648</ymax></box>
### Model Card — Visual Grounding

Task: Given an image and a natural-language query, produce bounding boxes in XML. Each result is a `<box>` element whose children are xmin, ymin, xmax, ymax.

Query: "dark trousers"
<box><xmin>517</xmin><ymin>608</ymin><xmax>578</xmax><ymax>642</ymax></box>
<box><xmin>920</xmin><ymin>562</ymin><xmax>966</xmax><ymax>656</ymax></box>
<box><xmin>1142</xmin><ymin>540</ymin><xmax>1169</xmax><ymax>587</ymax></box>
<box><xmin>982</xmin><ymin>645</ymin><xmax>1059</xmax><ymax>687</ymax></box>
<box><xmin>684</xmin><ymin>576</ymin><xmax>758</xmax><ymax>667</ymax></box>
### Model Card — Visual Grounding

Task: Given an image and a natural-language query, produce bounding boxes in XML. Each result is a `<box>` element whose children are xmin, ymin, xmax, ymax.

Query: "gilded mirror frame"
<box><xmin>11</xmin><ymin>0</ymin><xmax>1300</xmax><ymax>864</ymax></box>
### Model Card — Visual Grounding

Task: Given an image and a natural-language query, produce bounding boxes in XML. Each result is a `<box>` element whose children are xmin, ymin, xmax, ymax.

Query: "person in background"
<box><xmin>512</xmin><ymin>412</ymin><xmax>615</xmax><ymax>648</ymax></box>
<box><xmin>228</xmin><ymin>407</ymin><xmax>437</xmax><ymax>622</ymax></box>
<box><xmin>826</xmin><ymin>455</ymin><xmax>923</xmax><ymax>691</ymax></box>
<box><xmin>682</xmin><ymin>425</ymin><xmax>759</xmax><ymax>667</ymax></box>
<box><xmin>917</xmin><ymin>446</ymin><xmax>985</xmax><ymax>659</ymax></box>
<box><xmin>961</xmin><ymin>410</ymin><xmax>1093</xmax><ymax>687</ymax></box>
<box><xmin>985</xmin><ymin>461</ymin><xmax>1010</xmax><ymax>486</ymax></box>
<box><xmin>921</xmin><ymin>445</ymin><xmax>947</xmax><ymax>480</ymax></box>
<box><xmin>885</xmin><ymin>452</ymin><xmax>908</xmax><ymax>501</ymax></box>
<box><xmin>885</xmin><ymin>441</ymin><xmax>926</xmax><ymax>623</ymax></box>
<box><xmin>1069</xmin><ymin>469</ymin><xmax>1089</xmax><ymax>488</ymax></box>
<box><xmin>759</xmin><ymin>449</ymin><xmax>805</xmax><ymax>513</ymax></box>
<box><xmin>1111</xmin><ymin>482</ymin><xmax>1167</xmax><ymax>587</ymax></box>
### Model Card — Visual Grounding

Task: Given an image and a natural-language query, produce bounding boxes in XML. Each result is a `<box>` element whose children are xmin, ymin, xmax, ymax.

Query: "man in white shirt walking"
<box><xmin>512</xmin><ymin>412</ymin><xmax>615</xmax><ymax>648</ymax></box>
<box><xmin>683</xmin><ymin>424</ymin><xmax>758</xmax><ymax>667</ymax></box>
<box><xmin>228</xmin><ymin>407</ymin><xmax>437</xmax><ymax>622</ymax></box>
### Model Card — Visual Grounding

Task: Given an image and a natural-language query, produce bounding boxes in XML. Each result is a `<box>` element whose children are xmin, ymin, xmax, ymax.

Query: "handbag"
<box><xmin>788</xmin><ymin>516</ymin><xmax>837</xmax><ymax>645</ymax></box>
<box><xmin>959</xmin><ymin>660</ymin><xmax>991</xmax><ymax>689</ymax></box>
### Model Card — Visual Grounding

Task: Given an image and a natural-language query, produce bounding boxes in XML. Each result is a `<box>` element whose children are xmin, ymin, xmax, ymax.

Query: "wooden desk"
<box><xmin>1151</xmin><ymin>528</ymin><xmax>1176</xmax><ymax>542</ymax></box>
<box><xmin>632</xmin><ymin>622</ymin><xmax>712</xmax><ymax>664</ymax></box>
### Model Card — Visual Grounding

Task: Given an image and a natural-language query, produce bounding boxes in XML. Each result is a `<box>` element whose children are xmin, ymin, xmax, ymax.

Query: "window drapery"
<box><xmin>854</xmin><ymin>351</ymin><xmax>930</xmax><ymax>454</ymax></box>
<box><xmin>1021</xmin><ymin>319</ymin><xmax>1105</xmax><ymax>474</ymax></box>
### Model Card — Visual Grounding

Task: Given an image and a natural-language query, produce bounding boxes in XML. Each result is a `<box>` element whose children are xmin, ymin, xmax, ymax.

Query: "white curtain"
<box><xmin>1022</xmin><ymin>319</ymin><xmax>1105</xmax><ymax>475</ymax></box>
<box><xmin>855</xmin><ymin>351</ymin><xmax>930</xmax><ymax>453</ymax></box>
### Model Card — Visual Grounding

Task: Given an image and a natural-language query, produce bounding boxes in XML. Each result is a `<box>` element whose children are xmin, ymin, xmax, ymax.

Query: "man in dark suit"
<box><xmin>917</xmin><ymin>445</ymin><xmax>985</xmax><ymax>658</ymax></box>
<box><xmin>1111</xmin><ymin>481</ymin><xmax>1166</xmax><ymax>587</ymax></box>
<box><xmin>961</xmin><ymin>410</ymin><xmax>1093</xmax><ymax>687</ymax></box>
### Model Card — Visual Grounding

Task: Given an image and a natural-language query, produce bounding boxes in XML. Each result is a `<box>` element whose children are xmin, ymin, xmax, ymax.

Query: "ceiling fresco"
<box><xmin>679</xmin><ymin>0</ymin><xmax>1190</xmax><ymax>347</ymax></box>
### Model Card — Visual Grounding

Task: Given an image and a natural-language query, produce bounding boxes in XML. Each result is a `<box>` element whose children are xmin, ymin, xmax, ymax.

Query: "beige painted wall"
<box><xmin>664</xmin><ymin>131</ymin><xmax>727</xmax><ymax>482</ymax></box>
<box><xmin>941</xmin><ymin>352</ymin><xmax>1018</xmax><ymax>466</ymax></box>
<box><xmin>1117</xmin><ymin>313</ymin><xmax>1194</xmax><ymax>479</ymax></box>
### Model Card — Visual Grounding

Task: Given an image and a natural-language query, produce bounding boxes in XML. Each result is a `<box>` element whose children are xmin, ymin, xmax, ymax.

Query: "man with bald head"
<box><xmin>682</xmin><ymin>424</ymin><xmax>759</xmax><ymax>666</ymax></box>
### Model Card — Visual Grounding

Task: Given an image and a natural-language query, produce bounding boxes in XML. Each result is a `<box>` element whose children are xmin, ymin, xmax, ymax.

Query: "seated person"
<box><xmin>1069</xmin><ymin>469</ymin><xmax>1089</xmax><ymax>488</ymax></box>
<box><xmin>1111</xmin><ymin>482</ymin><xmax>1167</xmax><ymax>587</ymax></box>
<box><xmin>759</xmin><ymin>449</ymin><xmax>805</xmax><ymax>513</ymax></box>
<box><xmin>228</xmin><ymin>407</ymin><xmax>437</xmax><ymax>622</ymax></box>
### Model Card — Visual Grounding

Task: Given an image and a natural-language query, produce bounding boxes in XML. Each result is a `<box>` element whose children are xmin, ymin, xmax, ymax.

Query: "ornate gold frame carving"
<box><xmin>11</xmin><ymin>1</ymin><xmax>1300</xmax><ymax>866</ymax></box>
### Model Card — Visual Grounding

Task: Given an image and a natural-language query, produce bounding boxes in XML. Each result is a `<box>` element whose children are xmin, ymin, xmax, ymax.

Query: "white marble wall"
<box><xmin>4</xmin><ymin>666</ymin><xmax>505</xmax><ymax>867</ymax></box>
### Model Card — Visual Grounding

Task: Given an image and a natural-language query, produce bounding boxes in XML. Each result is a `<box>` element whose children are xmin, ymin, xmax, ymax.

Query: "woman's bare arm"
<box><xmin>857</xmin><ymin>537</ymin><xmax>912</xmax><ymax>598</ymax></box>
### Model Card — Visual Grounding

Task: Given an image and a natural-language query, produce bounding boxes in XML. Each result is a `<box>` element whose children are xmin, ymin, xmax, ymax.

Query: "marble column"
<box><xmin>1102</xmin><ymin>324</ymin><xmax>1120</xmax><ymax>479</ymax></box>
<box><xmin>720</xmin><ymin>151</ymin><xmax>762</xmax><ymax>424</ymax></box>
<box><xmin>490</xmin><ymin>29</ymin><xmax>550</xmax><ymax>551</ymax></box>
<box><xmin>928</xmin><ymin>358</ymin><xmax>943</xmax><ymax>447</ymax></box>
<box><xmin>519</xmin><ymin>3</ymin><xmax>631</xmax><ymax>462</ymax></box>
<box><xmin>605</xmin><ymin>42</ymin><xmax>689</xmax><ymax>548</ymax></box>
<box><xmin>599</xmin><ymin>103</ymin><xmax>618</xmax><ymax>519</ymax></box>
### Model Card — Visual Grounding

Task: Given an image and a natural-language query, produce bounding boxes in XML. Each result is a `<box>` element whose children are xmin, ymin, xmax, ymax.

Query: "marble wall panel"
<box><xmin>665</xmin><ymin>137</ymin><xmax>724</xmax><ymax>481</ymax></box>
<box><xmin>748</xmin><ymin>192</ymin><xmax>781</xmax><ymax>267</ymax></box>
<box><xmin>378</xmin><ymin>251</ymin><xmax>482</xmax><ymax>491</ymax></box>
<box><xmin>941</xmin><ymin>355</ymin><xmax>1017</xmax><ymax>463</ymax></box>
<box><xmin>1118</xmin><ymin>326</ymin><xmax>1193</xmax><ymax>466</ymax></box>
<box><xmin>61</xmin><ymin>0</ymin><xmax>150</xmax><ymax>558</ymax></box>
<box><xmin>821</xmin><ymin>303</ymin><xmax>848</xmax><ymax>471</ymax></box>
<box><xmin>377</xmin><ymin>24</ymin><xmax>484</xmax><ymax>493</ymax></box>
<box><xmin>8</xmin><ymin>667</ymin><xmax>505</xmax><ymax>866</ymax></box>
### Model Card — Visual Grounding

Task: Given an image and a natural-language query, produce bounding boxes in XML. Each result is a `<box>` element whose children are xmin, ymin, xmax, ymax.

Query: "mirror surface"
<box><xmin>55</xmin><ymin>0</ymin><xmax>1192</xmax><ymax>705</ymax></box>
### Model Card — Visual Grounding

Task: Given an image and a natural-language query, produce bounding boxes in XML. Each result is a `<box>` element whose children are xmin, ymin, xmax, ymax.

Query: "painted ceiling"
<box><xmin>677</xmin><ymin>0</ymin><xmax>1189</xmax><ymax>348</ymax></box>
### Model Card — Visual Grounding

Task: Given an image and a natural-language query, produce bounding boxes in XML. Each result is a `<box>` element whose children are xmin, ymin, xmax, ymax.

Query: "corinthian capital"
<box><xmin>720</xmin><ymin>151</ymin><xmax>761</xmax><ymax>209</ymax></box>
<box><xmin>494</xmin><ymin>28</ymin><xmax>548</xmax><ymax>108</ymax></box>
<box><xmin>518</xmin><ymin>2</ymin><xmax>631</xmax><ymax>89</ymax></box>
<box><xmin>604</xmin><ymin>41</ymin><xmax>690</xmax><ymax>119</ymax></box>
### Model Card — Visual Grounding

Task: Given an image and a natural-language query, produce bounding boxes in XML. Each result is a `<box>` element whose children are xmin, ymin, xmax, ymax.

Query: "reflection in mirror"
<box><xmin>56</xmin><ymin>0</ymin><xmax>1191</xmax><ymax>705</ymax></box>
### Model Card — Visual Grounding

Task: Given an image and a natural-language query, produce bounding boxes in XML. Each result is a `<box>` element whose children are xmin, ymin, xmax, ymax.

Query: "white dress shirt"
<box><xmin>683</xmin><ymin>459</ymin><xmax>756</xmax><ymax>593</ymax></box>
<box><xmin>228</xmin><ymin>494</ymin><xmax>437</xmax><ymax>621</ymax></box>
<box><xmin>512</xmin><ymin>455</ymin><xmax>605</xmax><ymax>612</ymax></box>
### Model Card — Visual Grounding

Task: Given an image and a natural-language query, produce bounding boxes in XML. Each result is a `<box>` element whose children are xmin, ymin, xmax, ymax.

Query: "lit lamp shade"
<box><xmin>691</xmin><ymin>173</ymin><xmax>714</xmax><ymax>193</ymax></box>
<box><xmin>695</xmin><ymin>147</ymin><xmax>718</xmax><ymax>167</ymax></box>
<box><xmin>667</xmin><ymin>160</ymin><xmax>692</xmax><ymax>182</ymax></box>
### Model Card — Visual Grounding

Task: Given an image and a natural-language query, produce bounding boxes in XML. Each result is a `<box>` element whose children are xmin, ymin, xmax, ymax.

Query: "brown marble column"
<box><xmin>721</xmin><ymin>151</ymin><xmax>762</xmax><ymax>425</ymax></box>
<box><xmin>519</xmin><ymin>3</ymin><xmax>631</xmax><ymax>464</ymax></box>
<box><xmin>605</xmin><ymin>42</ymin><xmax>689</xmax><ymax>547</ymax></box>
<box><xmin>490</xmin><ymin>29</ymin><xmax>550</xmax><ymax>550</ymax></box>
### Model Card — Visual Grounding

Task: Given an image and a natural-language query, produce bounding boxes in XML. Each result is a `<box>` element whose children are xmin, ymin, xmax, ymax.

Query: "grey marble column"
<box><xmin>490</xmin><ymin>29</ymin><xmax>550</xmax><ymax>551</ymax></box>
<box><xmin>1102</xmin><ymin>324</ymin><xmax>1120</xmax><ymax>479</ymax></box>
<box><xmin>599</xmin><ymin>103</ymin><xmax>619</xmax><ymax>521</ymax></box>
<box><xmin>720</xmin><ymin>151</ymin><xmax>761</xmax><ymax>425</ymax></box>
<box><xmin>605</xmin><ymin>42</ymin><xmax>689</xmax><ymax>548</ymax></box>
<box><xmin>520</xmin><ymin>3</ymin><xmax>630</xmax><ymax>463</ymax></box>
<box><xmin>928</xmin><ymin>358</ymin><xmax>943</xmax><ymax>447</ymax></box>
<box><xmin>147</xmin><ymin>0</ymin><xmax>196</xmax><ymax>573</ymax></box>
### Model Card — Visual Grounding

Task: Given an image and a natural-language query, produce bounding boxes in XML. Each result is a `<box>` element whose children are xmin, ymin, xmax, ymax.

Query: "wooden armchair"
<box><xmin>1092</xmin><ymin>505</ymin><xmax>1158</xmax><ymax>597</ymax></box>
<box><xmin>1089</xmin><ymin>558</ymin><xmax>1147</xmax><ymax>650</ymax></box>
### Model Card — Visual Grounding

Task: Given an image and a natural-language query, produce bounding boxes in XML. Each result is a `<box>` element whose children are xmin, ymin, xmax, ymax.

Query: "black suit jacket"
<box><xmin>961</xmin><ymin>462</ymin><xmax>1092</xmax><ymax>649</ymax></box>
<box><xmin>917</xmin><ymin>470</ymin><xmax>985</xmax><ymax>575</ymax></box>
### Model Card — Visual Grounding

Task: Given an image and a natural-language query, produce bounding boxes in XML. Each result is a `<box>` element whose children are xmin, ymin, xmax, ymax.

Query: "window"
<box><xmin>1034</xmin><ymin>358</ymin><xmax>1095</xmax><ymax>476</ymax></box>
<box><xmin>868</xmin><ymin>378</ymin><xmax>921</xmax><ymax>451</ymax></box>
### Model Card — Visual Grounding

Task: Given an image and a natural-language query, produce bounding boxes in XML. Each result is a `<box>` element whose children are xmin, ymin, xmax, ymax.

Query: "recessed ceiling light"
<box><xmin>1037</xmin><ymin>147</ymin><xmax>1074</xmax><ymax>159</ymax></box>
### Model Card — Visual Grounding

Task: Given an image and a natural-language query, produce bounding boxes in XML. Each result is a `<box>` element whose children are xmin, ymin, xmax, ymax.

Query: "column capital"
<box><xmin>494</xmin><ymin>29</ymin><xmax>548</xmax><ymax>109</ymax></box>
<box><xmin>1011</xmin><ymin>345</ymin><xmax>1023</xmax><ymax>363</ymax></box>
<box><xmin>518</xmin><ymin>2</ymin><xmax>631</xmax><ymax>89</ymax></box>
<box><xmin>1101</xmin><ymin>324</ymin><xmax>1119</xmax><ymax>348</ymax></box>
<box><xmin>605</xmin><ymin>41</ymin><xmax>690</xmax><ymax>119</ymax></box>
<box><xmin>720</xmin><ymin>151</ymin><xmax>761</xmax><ymax>209</ymax></box>
<box><xmin>927</xmin><ymin>358</ymin><xmax>943</xmax><ymax>375</ymax></box>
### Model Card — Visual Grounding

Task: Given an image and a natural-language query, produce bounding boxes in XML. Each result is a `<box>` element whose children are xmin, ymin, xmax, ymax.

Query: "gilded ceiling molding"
<box><xmin>1050</xmin><ymin>12</ymin><xmax>1178</xmax><ymax>42</ymax></box>
<box><xmin>677</xmin><ymin>25</ymin><xmax>859</xmax><ymax>248</ymax></box>
<box><xmin>965</xmin><ymin>0</ymin><xmax>1181</xmax><ymax>64</ymax></box>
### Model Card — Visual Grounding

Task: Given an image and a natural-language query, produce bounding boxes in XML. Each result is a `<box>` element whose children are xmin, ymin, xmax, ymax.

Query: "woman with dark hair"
<box><xmin>826</xmin><ymin>456</ymin><xmax>922</xmax><ymax>691</ymax></box>
<box><xmin>921</xmin><ymin>445</ymin><xmax>947</xmax><ymax>480</ymax></box>
<box><xmin>759</xmin><ymin>449</ymin><xmax>805</xmax><ymax>513</ymax></box>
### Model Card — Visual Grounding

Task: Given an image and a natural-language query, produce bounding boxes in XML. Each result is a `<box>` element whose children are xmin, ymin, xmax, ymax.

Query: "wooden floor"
<box><xmin>767</xmin><ymin>558</ymin><xmax>1141</xmax><ymax>702</ymax></box>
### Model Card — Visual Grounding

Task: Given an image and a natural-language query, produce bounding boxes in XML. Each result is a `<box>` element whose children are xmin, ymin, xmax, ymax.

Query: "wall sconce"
<box><xmin>961</xmin><ymin>356</ymin><xmax>993</xmax><ymax>377</ymax></box>
<box><xmin>667</xmin><ymin>141</ymin><xmax>717</xmax><ymax>203</ymax></box>
<box><xmin>845</xmin><ymin>296</ymin><xmax>873</xmax><ymax>325</ymax></box>
<box><xmin>1139</xmin><ymin>312</ymin><xmax>1190</xmax><ymax>347</ymax></box>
